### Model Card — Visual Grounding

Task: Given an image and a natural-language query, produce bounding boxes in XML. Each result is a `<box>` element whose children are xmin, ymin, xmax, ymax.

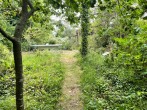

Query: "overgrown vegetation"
<box><xmin>1</xmin><ymin>0</ymin><xmax>147</xmax><ymax>109</ymax></box>
<box><xmin>0</xmin><ymin>43</ymin><xmax>13</xmax><ymax>75</ymax></box>
<box><xmin>79</xmin><ymin>50</ymin><xmax>147</xmax><ymax>109</ymax></box>
<box><xmin>0</xmin><ymin>50</ymin><xmax>65</xmax><ymax>109</ymax></box>
<box><xmin>79</xmin><ymin>1</ymin><xmax>147</xmax><ymax>109</ymax></box>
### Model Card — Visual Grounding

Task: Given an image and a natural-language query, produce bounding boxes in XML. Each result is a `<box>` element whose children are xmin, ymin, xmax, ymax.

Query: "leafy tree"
<box><xmin>0</xmin><ymin>0</ymin><xmax>39</xmax><ymax>109</ymax></box>
<box><xmin>24</xmin><ymin>23</ymin><xmax>53</xmax><ymax>45</ymax></box>
<box><xmin>0</xmin><ymin>0</ymin><xmax>80</xmax><ymax>109</ymax></box>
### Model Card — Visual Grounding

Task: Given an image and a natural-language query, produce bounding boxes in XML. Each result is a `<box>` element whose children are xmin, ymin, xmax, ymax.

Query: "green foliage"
<box><xmin>0</xmin><ymin>44</ymin><xmax>14</xmax><ymax>105</ymax></box>
<box><xmin>81</xmin><ymin>1</ymin><xmax>147</xmax><ymax>108</ymax></box>
<box><xmin>111</xmin><ymin>19</ymin><xmax>147</xmax><ymax>79</ymax></box>
<box><xmin>0</xmin><ymin>96</ymin><xmax>15</xmax><ymax>110</ymax></box>
<box><xmin>48</xmin><ymin>39</ymin><xmax>56</xmax><ymax>44</ymax></box>
<box><xmin>0</xmin><ymin>43</ymin><xmax>13</xmax><ymax>75</ymax></box>
<box><xmin>24</xmin><ymin>23</ymin><xmax>53</xmax><ymax>45</ymax></box>
<box><xmin>113</xmin><ymin>35</ymin><xmax>147</xmax><ymax>76</ymax></box>
<box><xmin>0</xmin><ymin>51</ymin><xmax>65</xmax><ymax>109</ymax></box>
<box><xmin>62</xmin><ymin>41</ymin><xmax>72</xmax><ymax>50</ymax></box>
<box><xmin>0</xmin><ymin>9</ymin><xmax>14</xmax><ymax>50</ymax></box>
<box><xmin>79</xmin><ymin>51</ymin><xmax>147</xmax><ymax>110</ymax></box>
<box><xmin>1</xmin><ymin>0</ymin><xmax>147</xmax><ymax>109</ymax></box>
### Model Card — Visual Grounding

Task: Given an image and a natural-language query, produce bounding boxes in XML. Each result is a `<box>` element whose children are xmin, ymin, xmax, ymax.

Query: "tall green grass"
<box><xmin>0</xmin><ymin>50</ymin><xmax>65</xmax><ymax>110</ymax></box>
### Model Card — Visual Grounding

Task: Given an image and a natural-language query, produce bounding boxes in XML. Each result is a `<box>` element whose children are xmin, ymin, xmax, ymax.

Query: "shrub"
<box><xmin>113</xmin><ymin>33</ymin><xmax>147</xmax><ymax>78</ymax></box>
<box><xmin>62</xmin><ymin>41</ymin><xmax>72</xmax><ymax>50</ymax></box>
<box><xmin>21</xmin><ymin>41</ymin><xmax>30</xmax><ymax>52</ymax></box>
<box><xmin>48</xmin><ymin>39</ymin><xmax>56</xmax><ymax>44</ymax></box>
<box><xmin>0</xmin><ymin>43</ymin><xmax>13</xmax><ymax>75</ymax></box>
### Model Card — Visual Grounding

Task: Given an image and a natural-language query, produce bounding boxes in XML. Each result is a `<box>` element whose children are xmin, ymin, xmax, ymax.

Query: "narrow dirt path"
<box><xmin>59</xmin><ymin>50</ymin><xmax>83</xmax><ymax>110</ymax></box>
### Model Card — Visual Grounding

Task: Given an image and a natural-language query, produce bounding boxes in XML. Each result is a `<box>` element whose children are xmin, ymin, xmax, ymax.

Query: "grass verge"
<box><xmin>0</xmin><ymin>50</ymin><xmax>65</xmax><ymax>110</ymax></box>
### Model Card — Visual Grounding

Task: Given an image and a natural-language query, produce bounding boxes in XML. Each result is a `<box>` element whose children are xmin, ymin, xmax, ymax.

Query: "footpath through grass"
<box><xmin>0</xmin><ymin>50</ymin><xmax>65</xmax><ymax>110</ymax></box>
<box><xmin>58</xmin><ymin>50</ymin><xmax>83</xmax><ymax>110</ymax></box>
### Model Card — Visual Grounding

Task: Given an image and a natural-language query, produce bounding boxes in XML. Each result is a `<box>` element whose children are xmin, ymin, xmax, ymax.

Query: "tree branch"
<box><xmin>22</xmin><ymin>0</ymin><xmax>28</xmax><ymax>14</ymax></box>
<box><xmin>26</xmin><ymin>0</ymin><xmax>38</xmax><ymax>18</ymax></box>
<box><xmin>22</xmin><ymin>0</ymin><xmax>35</xmax><ymax>15</ymax></box>
<box><xmin>27</xmin><ymin>0</ymin><xmax>34</xmax><ymax>10</ymax></box>
<box><xmin>27</xmin><ymin>9</ymin><xmax>35</xmax><ymax>18</ymax></box>
<box><xmin>0</xmin><ymin>27</ymin><xmax>17</xmax><ymax>43</ymax></box>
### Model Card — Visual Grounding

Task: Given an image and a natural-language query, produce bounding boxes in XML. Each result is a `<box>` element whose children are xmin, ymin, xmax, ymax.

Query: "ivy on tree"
<box><xmin>81</xmin><ymin>3</ymin><xmax>89</xmax><ymax>56</ymax></box>
<box><xmin>79</xmin><ymin>0</ymin><xmax>96</xmax><ymax>56</ymax></box>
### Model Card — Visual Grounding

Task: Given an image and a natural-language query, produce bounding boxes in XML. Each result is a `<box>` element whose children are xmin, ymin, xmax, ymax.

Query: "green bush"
<box><xmin>48</xmin><ymin>39</ymin><xmax>56</xmax><ymax>44</ymax></box>
<box><xmin>113</xmin><ymin>33</ymin><xmax>147</xmax><ymax>78</ymax></box>
<box><xmin>62</xmin><ymin>41</ymin><xmax>72</xmax><ymax>50</ymax></box>
<box><xmin>0</xmin><ymin>43</ymin><xmax>14</xmax><ymax>103</ymax></box>
<box><xmin>21</xmin><ymin>41</ymin><xmax>30</xmax><ymax>52</ymax></box>
<box><xmin>0</xmin><ymin>43</ymin><xmax>13</xmax><ymax>75</ymax></box>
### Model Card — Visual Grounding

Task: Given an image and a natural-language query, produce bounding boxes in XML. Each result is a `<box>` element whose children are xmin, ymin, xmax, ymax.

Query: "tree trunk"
<box><xmin>81</xmin><ymin>3</ymin><xmax>89</xmax><ymax>57</ymax></box>
<box><xmin>13</xmin><ymin>34</ymin><xmax>25</xmax><ymax>110</ymax></box>
<box><xmin>0</xmin><ymin>1</ymin><xmax>35</xmax><ymax>110</ymax></box>
<box><xmin>13</xmin><ymin>42</ymin><xmax>24</xmax><ymax>110</ymax></box>
<box><xmin>13</xmin><ymin>15</ymin><xmax>28</xmax><ymax>110</ymax></box>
